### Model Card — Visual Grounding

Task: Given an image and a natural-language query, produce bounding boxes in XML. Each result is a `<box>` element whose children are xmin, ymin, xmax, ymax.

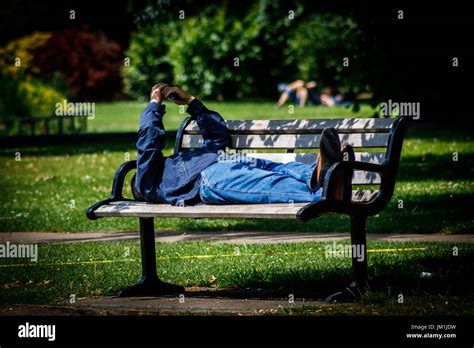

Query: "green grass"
<box><xmin>1</xmin><ymin>240</ymin><xmax>473</xmax><ymax>315</ymax></box>
<box><xmin>90</xmin><ymin>101</ymin><xmax>375</xmax><ymax>133</ymax></box>
<box><xmin>0</xmin><ymin>123</ymin><xmax>472</xmax><ymax>233</ymax></box>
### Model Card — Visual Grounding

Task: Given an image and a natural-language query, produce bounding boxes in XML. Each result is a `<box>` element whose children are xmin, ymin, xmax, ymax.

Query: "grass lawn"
<box><xmin>0</xmin><ymin>240</ymin><xmax>472</xmax><ymax>315</ymax></box>
<box><xmin>90</xmin><ymin>101</ymin><xmax>376</xmax><ymax>133</ymax></box>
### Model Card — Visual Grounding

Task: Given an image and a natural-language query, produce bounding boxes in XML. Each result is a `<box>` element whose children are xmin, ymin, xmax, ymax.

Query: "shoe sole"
<box><xmin>317</xmin><ymin>128</ymin><xmax>341</xmax><ymax>186</ymax></box>
<box><xmin>333</xmin><ymin>145</ymin><xmax>355</xmax><ymax>201</ymax></box>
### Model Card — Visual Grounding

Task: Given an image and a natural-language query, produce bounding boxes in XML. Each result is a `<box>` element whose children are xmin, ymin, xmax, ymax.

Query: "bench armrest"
<box><xmin>297</xmin><ymin>160</ymin><xmax>388</xmax><ymax>221</ymax></box>
<box><xmin>109</xmin><ymin>160</ymin><xmax>137</xmax><ymax>200</ymax></box>
<box><xmin>323</xmin><ymin>160</ymin><xmax>386</xmax><ymax>199</ymax></box>
<box><xmin>86</xmin><ymin>160</ymin><xmax>137</xmax><ymax>220</ymax></box>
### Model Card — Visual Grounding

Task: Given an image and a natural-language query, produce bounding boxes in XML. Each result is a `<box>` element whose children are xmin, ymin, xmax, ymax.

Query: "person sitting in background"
<box><xmin>276</xmin><ymin>80</ymin><xmax>319</xmax><ymax>108</ymax></box>
<box><xmin>320</xmin><ymin>87</ymin><xmax>352</xmax><ymax>108</ymax></box>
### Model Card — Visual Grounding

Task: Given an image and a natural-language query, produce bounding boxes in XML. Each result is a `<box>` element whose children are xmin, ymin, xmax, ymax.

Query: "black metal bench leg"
<box><xmin>117</xmin><ymin>218</ymin><xmax>185</xmax><ymax>297</ymax></box>
<box><xmin>326</xmin><ymin>215</ymin><xmax>369</xmax><ymax>303</ymax></box>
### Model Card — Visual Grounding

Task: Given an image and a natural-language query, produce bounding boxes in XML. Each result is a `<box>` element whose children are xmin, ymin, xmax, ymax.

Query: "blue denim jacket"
<box><xmin>134</xmin><ymin>99</ymin><xmax>231</xmax><ymax>206</ymax></box>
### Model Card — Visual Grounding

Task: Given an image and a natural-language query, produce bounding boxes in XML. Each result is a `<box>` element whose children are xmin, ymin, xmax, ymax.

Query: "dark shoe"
<box><xmin>332</xmin><ymin>145</ymin><xmax>355</xmax><ymax>201</ymax></box>
<box><xmin>310</xmin><ymin>128</ymin><xmax>341</xmax><ymax>190</ymax></box>
<box><xmin>130</xmin><ymin>174</ymin><xmax>143</xmax><ymax>201</ymax></box>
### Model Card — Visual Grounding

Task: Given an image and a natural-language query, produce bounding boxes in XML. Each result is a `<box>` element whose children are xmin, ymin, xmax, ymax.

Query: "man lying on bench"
<box><xmin>132</xmin><ymin>83</ymin><xmax>355</xmax><ymax>206</ymax></box>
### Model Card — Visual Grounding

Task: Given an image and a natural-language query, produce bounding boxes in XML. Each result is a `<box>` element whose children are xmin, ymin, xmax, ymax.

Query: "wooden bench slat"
<box><xmin>353</xmin><ymin>171</ymin><xmax>381</xmax><ymax>184</ymax></box>
<box><xmin>184</xmin><ymin>118</ymin><xmax>395</xmax><ymax>134</ymax></box>
<box><xmin>94</xmin><ymin>190</ymin><xmax>379</xmax><ymax>219</ymax></box>
<box><xmin>352</xmin><ymin>189</ymin><xmax>378</xmax><ymax>202</ymax></box>
<box><xmin>182</xmin><ymin>133</ymin><xmax>389</xmax><ymax>149</ymax></box>
<box><xmin>246</xmin><ymin>152</ymin><xmax>386</xmax><ymax>164</ymax></box>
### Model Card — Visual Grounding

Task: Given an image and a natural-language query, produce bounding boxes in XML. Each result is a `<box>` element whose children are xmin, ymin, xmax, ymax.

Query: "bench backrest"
<box><xmin>175</xmin><ymin>117</ymin><xmax>410</xmax><ymax>188</ymax></box>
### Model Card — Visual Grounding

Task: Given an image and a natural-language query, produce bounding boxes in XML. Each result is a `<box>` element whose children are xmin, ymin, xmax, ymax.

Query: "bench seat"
<box><xmin>94</xmin><ymin>190</ymin><xmax>379</xmax><ymax>219</ymax></box>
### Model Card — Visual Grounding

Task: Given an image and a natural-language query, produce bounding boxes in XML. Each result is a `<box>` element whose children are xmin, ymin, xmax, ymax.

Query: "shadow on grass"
<box><xmin>180</xmin><ymin>250</ymin><xmax>473</xmax><ymax>301</ymax></box>
<box><xmin>404</xmin><ymin>126</ymin><xmax>473</xmax><ymax>141</ymax></box>
<box><xmin>397</xmin><ymin>154</ymin><xmax>474</xmax><ymax>182</ymax></box>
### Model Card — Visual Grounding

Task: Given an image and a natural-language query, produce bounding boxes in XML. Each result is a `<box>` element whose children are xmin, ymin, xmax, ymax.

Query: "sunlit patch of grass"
<box><xmin>90</xmin><ymin>101</ymin><xmax>376</xmax><ymax>133</ymax></box>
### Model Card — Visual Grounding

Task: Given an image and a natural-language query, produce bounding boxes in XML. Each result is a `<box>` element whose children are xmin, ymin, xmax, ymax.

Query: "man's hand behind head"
<box><xmin>163</xmin><ymin>86</ymin><xmax>195</xmax><ymax>105</ymax></box>
<box><xmin>150</xmin><ymin>83</ymin><xmax>168</xmax><ymax>104</ymax></box>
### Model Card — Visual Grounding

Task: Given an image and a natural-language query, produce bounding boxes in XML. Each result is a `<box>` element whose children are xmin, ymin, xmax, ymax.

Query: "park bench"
<box><xmin>87</xmin><ymin>115</ymin><xmax>410</xmax><ymax>302</ymax></box>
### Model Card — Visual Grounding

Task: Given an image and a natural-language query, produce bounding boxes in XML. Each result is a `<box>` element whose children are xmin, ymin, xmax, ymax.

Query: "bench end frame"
<box><xmin>86</xmin><ymin>160</ymin><xmax>137</xmax><ymax>220</ymax></box>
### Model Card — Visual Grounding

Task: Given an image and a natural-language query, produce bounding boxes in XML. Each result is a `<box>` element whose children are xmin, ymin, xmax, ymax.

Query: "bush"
<box><xmin>0</xmin><ymin>32</ymin><xmax>66</xmax><ymax>121</ymax></box>
<box><xmin>286</xmin><ymin>13</ymin><xmax>366</xmax><ymax>94</ymax></box>
<box><xmin>0</xmin><ymin>31</ymin><xmax>52</xmax><ymax>80</ymax></box>
<box><xmin>34</xmin><ymin>26</ymin><xmax>123</xmax><ymax>101</ymax></box>
<box><xmin>0</xmin><ymin>77</ymin><xmax>23</xmax><ymax>120</ymax></box>
<box><xmin>17</xmin><ymin>78</ymin><xmax>66</xmax><ymax>117</ymax></box>
<box><xmin>0</xmin><ymin>76</ymin><xmax>65</xmax><ymax>120</ymax></box>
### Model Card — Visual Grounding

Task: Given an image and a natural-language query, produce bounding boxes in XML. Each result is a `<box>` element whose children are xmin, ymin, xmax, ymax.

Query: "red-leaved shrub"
<box><xmin>34</xmin><ymin>26</ymin><xmax>123</xmax><ymax>101</ymax></box>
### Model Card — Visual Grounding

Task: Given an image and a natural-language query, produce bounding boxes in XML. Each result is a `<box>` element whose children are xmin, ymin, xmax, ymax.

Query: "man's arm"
<box><xmin>135</xmin><ymin>84</ymin><xmax>168</xmax><ymax>202</ymax></box>
<box><xmin>163</xmin><ymin>86</ymin><xmax>231</xmax><ymax>153</ymax></box>
<box><xmin>187</xmin><ymin>99</ymin><xmax>231</xmax><ymax>152</ymax></box>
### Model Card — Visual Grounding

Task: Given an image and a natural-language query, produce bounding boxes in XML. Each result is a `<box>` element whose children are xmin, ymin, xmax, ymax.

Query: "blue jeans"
<box><xmin>199</xmin><ymin>156</ymin><xmax>323</xmax><ymax>204</ymax></box>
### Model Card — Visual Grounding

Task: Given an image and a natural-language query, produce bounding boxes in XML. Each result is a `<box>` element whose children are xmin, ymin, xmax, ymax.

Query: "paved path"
<box><xmin>1</xmin><ymin>298</ymin><xmax>326</xmax><ymax>316</ymax></box>
<box><xmin>1</xmin><ymin>231</ymin><xmax>473</xmax><ymax>244</ymax></box>
<box><xmin>2</xmin><ymin>287</ymin><xmax>330</xmax><ymax>316</ymax></box>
